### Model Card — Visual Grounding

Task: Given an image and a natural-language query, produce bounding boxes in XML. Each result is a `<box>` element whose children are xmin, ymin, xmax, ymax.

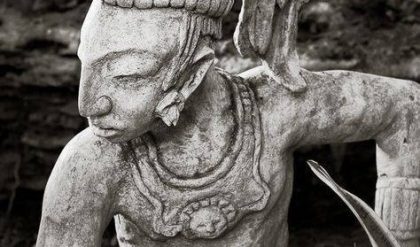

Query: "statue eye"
<box><xmin>114</xmin><ymin>74</ymin><xmax>147</xmax><ymax>80</ymax></box>
<box><xmin>112</xmin><ymin>74</ymin><xmax>149</xmax><ymax>87</ymax></box>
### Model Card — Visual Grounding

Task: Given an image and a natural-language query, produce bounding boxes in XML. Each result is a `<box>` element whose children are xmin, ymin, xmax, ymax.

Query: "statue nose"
<box><xmin>80</xmin><ymin>96</ymin><xmax>112</xmax><ymax>117</ymax></box>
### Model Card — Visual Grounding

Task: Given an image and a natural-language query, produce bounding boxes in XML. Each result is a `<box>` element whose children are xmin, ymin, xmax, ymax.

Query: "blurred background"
<box><xmin>0</xmin><ymin>0</ymin><xmax>419</xmax><ymax>246</ymax></box>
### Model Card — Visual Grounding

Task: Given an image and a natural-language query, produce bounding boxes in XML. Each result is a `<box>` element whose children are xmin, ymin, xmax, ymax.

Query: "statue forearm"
<box><xmin>375</xmin><ymin>177</ymin><xmax>420</xmax><ymax>244</ymax></box>
<box><xmin>375</xmin><ymin>100</ymin><xmax>420</xmax><ymax>244</ymax></box>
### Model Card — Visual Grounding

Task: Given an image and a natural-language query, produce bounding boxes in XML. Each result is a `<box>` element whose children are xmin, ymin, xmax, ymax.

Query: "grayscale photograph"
<box><xmin>0</xmin><ymin>0</ymin><xmax>419</xmax><ymax>246</ymax></box>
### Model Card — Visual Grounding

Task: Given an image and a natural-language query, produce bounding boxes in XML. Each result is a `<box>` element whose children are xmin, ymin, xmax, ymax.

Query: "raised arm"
<box><xmin>234</xmin><ymin>0</ymin><xmax>420</xmax><ymax>245</ymax></box>
<box><xmin>297</xmin><ymin>69</ymin><xmax>420</xmax><ymax>246</ymax></box>
<box><xmin>36</xmin><ymin>129</ymin><xmax>121</xmax><ymax>247</ymax></box>
<box><xmin>296</xmin><ymin>70</ymin><xmax>412</xmax><ymax>144</ymax></box>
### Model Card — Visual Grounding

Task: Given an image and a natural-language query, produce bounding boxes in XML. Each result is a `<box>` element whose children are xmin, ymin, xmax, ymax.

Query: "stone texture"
<box><xmin>34</xmin><ymin>0</ymin><xmax>420</xmax><ymax>246</ymax></box>
<box><xmin>0</xmin><ymin>0</ymin><xmax>420</xmax><ymax>246</ymax></box>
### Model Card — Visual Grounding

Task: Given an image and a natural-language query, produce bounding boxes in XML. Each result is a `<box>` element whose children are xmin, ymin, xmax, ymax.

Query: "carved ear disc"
<box><xmin>155</xmin><ymin>91</ymin><xmax>185</xmax><ymax>127</ymax></box>
<box><xmin>155</xmin><ymin>45</ymin><xmax>214</xmax><ymax>127</ymax></box>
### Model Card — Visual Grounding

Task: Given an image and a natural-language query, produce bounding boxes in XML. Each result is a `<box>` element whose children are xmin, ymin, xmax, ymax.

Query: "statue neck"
<box><xmin>154</xmin><ymin>66</ymin><xmax>233</xmax><ymax>137</ymax></box>
<box><xmin>185</xmin><ymin>67</ymin><xmax>233</xmax><ymax>121</ymax></box>
<box><xmin>147</xmin><ymin>67</ymin><xmax>235</xmax><ymax>177</ymax></box>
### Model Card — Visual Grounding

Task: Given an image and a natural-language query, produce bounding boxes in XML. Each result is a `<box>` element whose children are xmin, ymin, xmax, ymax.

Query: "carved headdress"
<box><xmin>102</xmin><ymin>0</ymin><xmax>234</xmax><ymax>39</ymax></box>
<box><xmin>101</xmin><ymin>0</ymin><xmax>311</xmax><ymax>92</ymax></box>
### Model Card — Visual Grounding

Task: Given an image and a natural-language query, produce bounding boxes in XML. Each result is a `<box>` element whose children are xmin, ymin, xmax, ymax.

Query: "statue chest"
<box><xmin>120</xmin><ymin>76</ymin><xmax>274</xmax><ymax>240</ymax></box>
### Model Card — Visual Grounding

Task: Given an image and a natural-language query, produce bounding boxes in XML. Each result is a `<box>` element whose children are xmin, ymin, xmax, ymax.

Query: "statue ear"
<box><xmin>155</xmin><ymin>46</ymin><xmax>215</xmax><ymax>127</ymax></box>
<box><xmin>178</xmin><ymin>46</ymin><xmax>215</xmax><ymax>100</ymax></box>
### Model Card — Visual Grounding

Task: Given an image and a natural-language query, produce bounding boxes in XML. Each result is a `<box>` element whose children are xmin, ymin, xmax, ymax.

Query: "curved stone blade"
<box><xmin>306</xmin><ymin>160</ymin><xmax>400</xmax><ymax>247</ymax></box>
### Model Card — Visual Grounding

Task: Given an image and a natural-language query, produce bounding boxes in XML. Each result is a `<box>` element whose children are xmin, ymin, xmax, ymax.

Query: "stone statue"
<box><xmin>36</xmin><ymin>0</ymin><xmax>420</xmax><ymax>246</ymax></box>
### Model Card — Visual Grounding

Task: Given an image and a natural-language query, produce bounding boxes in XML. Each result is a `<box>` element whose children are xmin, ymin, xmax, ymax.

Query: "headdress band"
<box><xmin>103</xmin><ymin>0</ymin><xmax>234</xmax><ymax>18</ymax></box>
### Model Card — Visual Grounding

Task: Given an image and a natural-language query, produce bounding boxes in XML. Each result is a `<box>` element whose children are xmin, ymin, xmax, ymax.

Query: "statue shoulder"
<box><xmin>238</xmin><ymin>66</ymin><xmax>300</xmax><ymax>106</ymax></box>
<box><xmin>237</xmin><ymin>66</ymin><xmax>309</xmax><ymax>148</ymax></box>
<box><xmin>47</xmin><ymin>128</ymin><xmax>129</xmax><ymax>198</ymax></box>
<box><xmin>238</xmin><ymin>66</ymin><xmax>288</xmax><ymax>103</ymax></box>
<box><xmin>59</xmin><ymin>128</ymin><xmax>126</xmax><ymax>168</ymax></box>
<box><xmin>38</xmin><ymin>128</ymin><xmax>127</xmax><ymax>245</ymax></box>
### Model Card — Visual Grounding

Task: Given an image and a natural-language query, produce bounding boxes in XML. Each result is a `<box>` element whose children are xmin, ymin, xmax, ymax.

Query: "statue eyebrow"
<box><xmin>89</xmin><ymin>49</ymin><xmax>153</xmax><ymax>67</ymax></box>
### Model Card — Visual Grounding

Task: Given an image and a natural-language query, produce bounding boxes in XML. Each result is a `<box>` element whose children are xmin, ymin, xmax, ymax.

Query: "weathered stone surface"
<box><xmin>0</xmin><ymin>0</ymin><xmax>420</xmax><ymax>246</ymax></box>
<box><xmin>33</xmin><ymin>0</ymin><xmax>420</xmax><ymax>247</ymax></box>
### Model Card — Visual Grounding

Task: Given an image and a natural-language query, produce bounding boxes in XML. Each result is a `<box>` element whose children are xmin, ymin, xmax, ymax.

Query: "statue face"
<box><xmin>78</xmin><ymin>1</ymin><xmax>183</xmax><ymax>142</ymax></box>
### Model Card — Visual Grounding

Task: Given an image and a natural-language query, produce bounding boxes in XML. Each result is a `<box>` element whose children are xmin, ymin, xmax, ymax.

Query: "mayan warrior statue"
<box><xmin>36</xmin><ymin>0</ymin><xmax>420</xmax><ymax>246</ymax></box>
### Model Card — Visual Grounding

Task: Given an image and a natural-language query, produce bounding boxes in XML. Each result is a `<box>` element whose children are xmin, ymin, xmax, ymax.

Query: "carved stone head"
<box><xmin>77</xmin><ymin>0</ymin><xmax>233</xmax><ymax>142</ymax></box>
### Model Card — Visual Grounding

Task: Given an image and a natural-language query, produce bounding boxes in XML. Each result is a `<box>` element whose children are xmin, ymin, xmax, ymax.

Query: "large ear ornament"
<box><xmin>155</xmin><ymin>46</ymin><xmax>215</xmax><ymax>127</ymax></box>
<box><xmin>179</xmin><ymin>46</ymin><xmax>215</xmax><ymax>100</ymax></box>
<box><xmin>155</xmin><ymin>91</ymin><xmax>185</xmax><ymax>127</ymax></box>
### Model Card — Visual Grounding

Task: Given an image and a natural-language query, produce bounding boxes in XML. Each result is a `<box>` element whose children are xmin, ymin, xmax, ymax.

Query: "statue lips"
<box><xmin>90</xmin><ymin>123</ymin><xmax>123</xmax><ymax>139</ymax></box>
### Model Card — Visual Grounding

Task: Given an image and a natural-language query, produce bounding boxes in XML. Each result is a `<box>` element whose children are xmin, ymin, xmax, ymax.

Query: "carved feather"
<box><xmin>234</xmin><ymin>0</ymin><xmax>311</xmax><ymax>93</ymax></box>
<box><xmin>248</xmin><ymin>0</ymin><xmax>276</xmax><ymax>56</ymax></box>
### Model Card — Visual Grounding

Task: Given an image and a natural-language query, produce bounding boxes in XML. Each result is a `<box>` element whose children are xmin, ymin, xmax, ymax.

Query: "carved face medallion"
<box><xmin>189</xmin><ymin>207</ymin><xmax>227</xmax><ymax>238</ymax></box>
<box><xmin>179</xmin><ymin>196</ymin><xmax>237</xmax><ymax>239</ymax></box>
